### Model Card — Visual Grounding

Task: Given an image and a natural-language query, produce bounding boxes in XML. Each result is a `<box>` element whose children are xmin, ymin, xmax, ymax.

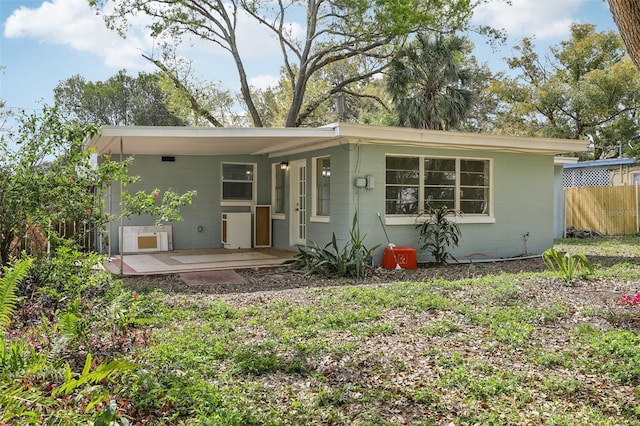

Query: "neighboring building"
<box><xmin>562</xmin><ymin>158</ymin><xmax>639</xmax><ymax>187</ymax></box>
<box><xmin>87</xmin><ymin>123</ymin><xmax>586</xmax><ymax>263</ymax></box>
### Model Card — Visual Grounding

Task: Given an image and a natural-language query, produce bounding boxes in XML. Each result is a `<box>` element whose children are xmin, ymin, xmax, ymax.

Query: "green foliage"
<box><xmin>490</xmin><ymin>23</ymin><xmax>640</xmax><ymax>156</ymax></box>
<box><xmin>54</xmin><ymin>70</ymin><xmax>187</xmax><ymax>126</ymax></box>
<box><xmin>416</xmin><ymin>204</ymin><xmax>461</xmax><ymax>264</ymax></box>
<box><xmin>0</xmin><ymin>104</ymin><xmax>197</xmax><ymax>267</ymax></box>
<box><xmin>0</xmin><ymin>258</ymin><xmax>32</xmax><ymax>332</ymax></box>
<box><xmin>286</xmin><ymin>214</ymin><xmax>380</xmax><ymax>279</ymax></box>
<box><xmin>91</xmin><ymin>0</ymin><xmax>483</xmax><ymax>127</ymax></box>
<box><xmin>543</xmin><ymin>248</ymin><xmax>594</xmax><ymax>283</ymax></box>
<box><xmin>0</xmin><ymin>382</ymin><xmax>51</xmax><ymax>425</ymax></box>
<box><xmin>53</xmin><ymin>353</ymin><xmax>137</xmax><ymax>397</ymax></box>
<box><xmin>388</xmin><ymin>33</ymin><xmax>474</xmax><ymax>130</ymax></box>
<box><xmin>28</xmin><ymin>247</ymin><xmax>109</xmax><ymax>304</ymax></box>
<box><xmin>578</xmin><ymin>329</ymin><xmax>640</xmax><ymax>385</ymax></box>
<box><xmin>121</xmin><ymin>187</ymin><xmax>197</xmax><ymax>227</ymax></box>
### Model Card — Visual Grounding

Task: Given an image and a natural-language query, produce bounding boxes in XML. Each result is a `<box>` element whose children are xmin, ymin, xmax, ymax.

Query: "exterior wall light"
<box><xmin>280</xmin><ymin>161</ymin><xmax>289</xmax><ymax>171</ymax></box>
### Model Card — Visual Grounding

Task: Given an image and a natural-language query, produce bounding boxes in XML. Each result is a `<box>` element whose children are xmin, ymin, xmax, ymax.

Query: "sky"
<box><xmin>0</xmin><ymin>0</ymin><xmax>619</xmax><ymax>118</ymax></box>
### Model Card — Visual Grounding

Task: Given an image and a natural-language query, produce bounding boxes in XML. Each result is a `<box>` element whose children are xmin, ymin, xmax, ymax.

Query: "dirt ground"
<box><xmin>121</xmin><ymin>252</ymin><xmax>640</xmax><ymax>296</ymax></box>
<box><xmin>122</xmin><ymin>257</ymin><xmax>553</xmax><ymax>294</ymax></box>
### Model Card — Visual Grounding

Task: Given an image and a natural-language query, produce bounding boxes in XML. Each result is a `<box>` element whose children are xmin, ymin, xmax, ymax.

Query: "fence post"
<box><xmin>563</xmin><ymin>187</ymin><xmax>567</xmax><ymax>238</ymax></box>
<box><xmin>636</xmin><ymin>182</ymin><xmax>640</xmax><ymax>234</ymax></box>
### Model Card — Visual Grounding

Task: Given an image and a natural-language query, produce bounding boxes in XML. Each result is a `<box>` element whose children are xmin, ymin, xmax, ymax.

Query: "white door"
<box><xmin>290</xmin><ymin>159</ymin><xmax>307</xmax><ymax>246</ymax></box>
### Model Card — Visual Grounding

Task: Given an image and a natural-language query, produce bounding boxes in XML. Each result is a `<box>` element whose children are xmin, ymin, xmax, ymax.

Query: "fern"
<box><xmin>52</xmin><ymin>353</ymin><xmax>137</xmax><ymax>397</ymax></box>
<box><xmin>0</xmin><ymin>382</ymin><xmax>51</xmax><ymax>424</ymax></box>
<box><xmin>0</xmin><ymin>258</ymin><xmax>33</xmax><ymax>332</ymax></box>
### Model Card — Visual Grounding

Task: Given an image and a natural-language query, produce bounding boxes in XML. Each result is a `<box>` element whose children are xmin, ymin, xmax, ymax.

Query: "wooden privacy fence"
<box><xmin>564</xmin><ymin>186</ymin><xmax>640</xmax><ymax>236</ymax></box>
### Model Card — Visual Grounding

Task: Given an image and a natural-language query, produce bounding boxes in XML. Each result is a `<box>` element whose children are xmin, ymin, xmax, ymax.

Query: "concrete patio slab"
<box><xmin>104</xmin><ymin>248</ymin><xmax>295</xmax><ymax>276</ymax></box>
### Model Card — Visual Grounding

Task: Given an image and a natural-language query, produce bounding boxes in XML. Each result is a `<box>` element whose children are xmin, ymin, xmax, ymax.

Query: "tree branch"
<box><xmin>142</xmin><ymin>54</ymin><xmax>224</xmax><ymax>127</ymax></box>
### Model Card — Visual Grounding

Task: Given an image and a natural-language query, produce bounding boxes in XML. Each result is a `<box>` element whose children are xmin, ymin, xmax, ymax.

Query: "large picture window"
<box><xmin>386</xmin><ymin>155</ymin><xmax>490</xmax><ymax>216</ymax></box>
<box><xmin>222</xmin><ymin>162</ymin><xmax>255</xmax><ymax>203</ymax></box>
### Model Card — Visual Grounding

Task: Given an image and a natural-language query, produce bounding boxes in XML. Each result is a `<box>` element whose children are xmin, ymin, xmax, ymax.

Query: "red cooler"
<box><xmin>382</xmin><ymin>246</ymin><xmax>417</xmax><ymax>269</ymax></box>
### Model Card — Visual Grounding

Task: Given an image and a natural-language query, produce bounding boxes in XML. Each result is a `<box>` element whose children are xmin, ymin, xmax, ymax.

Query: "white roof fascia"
<box><xmin>87</xmin><ymin>123</ymin><xmax>587</xmax><ymax>157</ymax></box>
<box><xmin>554</xmin><ymin>156</ymin><xmax>580</xmax><ymax>165</ymax></box>
<box><xmin>333</xmin><ymin>123</ymin><xmax>588</xmax><ymax>155</ymax></box>
<box><xmin>94</xmin><ymin>125</ymin><xmax>337</xmax><ymax>139</ymax></box>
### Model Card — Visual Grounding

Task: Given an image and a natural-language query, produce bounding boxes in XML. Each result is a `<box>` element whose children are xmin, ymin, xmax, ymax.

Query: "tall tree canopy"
<box><xmin>89</xmin><ymin>0</ymin><xmax>496</xmax><ymax>127</ymax></box>
<box><xmin>489</xmin><ymin>23</ymin><xmax>640</xmax><ymax>158</ymax></box>
<box><xmin>387</xmin><ymin>34</ymin><xmax>474</xmax><ymax>130</ymax></box>
<box><xmin>54</xmin><ymin>70</ymin><xmax>186</xmax><ymax>126</ymax></box>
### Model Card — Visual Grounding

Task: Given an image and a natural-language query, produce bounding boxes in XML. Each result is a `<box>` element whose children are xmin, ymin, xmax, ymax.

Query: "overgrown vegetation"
<box><xmin>0</xmin><ymin>105</ymin><xmax>195</xmax><ymax>267</ymax></box>
<box><xmin>415</xmin><ymin>203</ymin><xmax>462</xmax><ymax>264</ymax></box>
<box><xmin>4</xmin><ymin>237</ymin><xmax>640</xmax><ymax>423</ymax></box>
<box><xmin>286</xmin><ymin>214</ymin><xmax>380</xmax><ymax>279</ymax></box>
<box><xmin>0</xmin><ymin>257</ymin><xmax>137</xmax><ymax>424</ymax></box>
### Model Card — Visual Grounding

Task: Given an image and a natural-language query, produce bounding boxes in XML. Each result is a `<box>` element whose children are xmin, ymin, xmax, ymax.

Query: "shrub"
<box><xmin>542</xmin><ymin>248</ymin><xmax>594</xmax><ymax>283</ymax></box>
<box><xmin>286</xmin><ymin>214</ymin><xmax>379</xmax><ymax>279</ymax></box>
<box><xmin>416</xmin><ymin>203</ymin><xmax>461</xmax><ymax>264</ymax></box>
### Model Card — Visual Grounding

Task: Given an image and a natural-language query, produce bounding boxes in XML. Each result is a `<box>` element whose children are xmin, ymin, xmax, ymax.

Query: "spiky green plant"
<box><xmin>543</xmin><ymin>248</ymin><xmax>594</xmax><ymax>283</ymax></box>
<box><xmin>416</xmin><ymin>204</ymin><xmax>461</xmax><ymax>264</ymax></box>
<box><xmin>285</xmin><ymin>213</ymin><xmax>379</xmax><ymax>279</ymax></box>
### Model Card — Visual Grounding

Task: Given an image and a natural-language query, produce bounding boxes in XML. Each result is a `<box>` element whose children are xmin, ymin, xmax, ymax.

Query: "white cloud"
<box><xmin>472</xmin><ymin>0</ymin><xmax>584</xmax><ymax>40</ymax></box>
<box><xmin>4</xmin><ymin>0</ymin><xmax>303</xmax><ymax>77</ymax></box>
<box><xmin>4</xmin><ymin>0</ymin><xmax>151</xmax><ymax>69</ymax></box>
<box><xmin>249</xmin><ymin>74</ymin><xmax>280</xmax><ymax>90</ymax></box>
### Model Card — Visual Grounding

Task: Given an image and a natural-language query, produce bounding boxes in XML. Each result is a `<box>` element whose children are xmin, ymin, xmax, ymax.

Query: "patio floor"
<box><xmin>104</xmin><ymin>248</ymin><xmax>296</xmax><ymax>276</ymax></box>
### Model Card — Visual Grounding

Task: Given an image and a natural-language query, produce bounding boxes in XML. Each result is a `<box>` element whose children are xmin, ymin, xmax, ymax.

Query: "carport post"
<box><xmin>119</xmin><ymin>137</ymin><xmax>124</xmax><ymax>276</ymax></box>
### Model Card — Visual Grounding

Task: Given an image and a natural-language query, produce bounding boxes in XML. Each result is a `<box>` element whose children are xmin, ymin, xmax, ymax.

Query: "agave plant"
<box><xmin>285</xmin><ymin>213</ymin><xmax>379</xmax><ymax>279</ymax></box>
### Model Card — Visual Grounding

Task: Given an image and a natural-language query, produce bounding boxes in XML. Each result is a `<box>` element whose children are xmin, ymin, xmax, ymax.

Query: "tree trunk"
<box><xmin>609</xmin><ymin>0</ymin><xmax>640</xmax><ymax>70</ymax></box>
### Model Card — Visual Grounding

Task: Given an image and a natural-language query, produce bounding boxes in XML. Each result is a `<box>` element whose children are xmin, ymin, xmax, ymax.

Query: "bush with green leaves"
<box><xmin>0</xmin><ymin>104</ymin><xmax>195</xmax><ymax>267</ymax></box>
<box><xmin>416</xmin><ymin>203</ymin><xmax>461</xmax><ymax>264</ymax></box>
<box><xmin>27</xmin><ymin>246</ymin><xmax>110</xmax><ymax>304</ymax></box>
<box><xmin>542</xmin><ymin>248</ymin><xmax>594</xmax><ymax>283</ymax></box>
<box><xmin>286</xmin><ymin>214</ymin><xmax>380</xmax><ymax>279</ymax></box>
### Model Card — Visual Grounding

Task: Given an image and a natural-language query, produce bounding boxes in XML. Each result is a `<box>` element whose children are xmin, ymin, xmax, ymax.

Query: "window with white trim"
<box><xmin>386</xmin><ymin>155</ymin><xmax>491</xmax><ymax>216</ymax></box>
<box><xmin>271</xmin><ymin>163</ymin><xmax>286</xmax><ymax>217</ymax></box>
<box><xmin>221</xmin><ymin>162</ymin><xmax>256</xmax><ymax>203</ymax></box>
<box><xmin>312</xmin><ymin>156</ymin><xmax>331</xmax><ymax>218</ymax></box>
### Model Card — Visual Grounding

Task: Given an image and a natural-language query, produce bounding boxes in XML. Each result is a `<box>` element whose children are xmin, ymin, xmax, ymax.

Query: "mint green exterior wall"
<box><xmin>104</xmin><ymin>154</ymin><xmax>272</xmax><ymax>253</ymax></box>
<box><xmin>103</xmin><ymin>143</ymin><xmax>557</xmax><ymax>262</ymax></box>
<box><xmin>339</xmin><ymin>144</ymin><xmax>555</xmax><ymax>263</ymax></box>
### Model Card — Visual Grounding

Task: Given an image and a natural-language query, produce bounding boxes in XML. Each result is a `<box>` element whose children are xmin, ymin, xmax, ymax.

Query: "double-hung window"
<box><xmin>386</xmin><ymin>155</ymin><xmax>491</xmax><ymax>221</ymax></box>
<box><xmin>221</xmin><ymin>162</ymin><xmax>256</xmax><ymax>204</ymax></box>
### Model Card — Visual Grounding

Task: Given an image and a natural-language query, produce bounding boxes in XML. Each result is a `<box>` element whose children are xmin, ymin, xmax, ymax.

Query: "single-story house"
<box><xmin>87</xmin><ymin>122</ymin><xmax>586</xmax><ymax>263</ymax></box>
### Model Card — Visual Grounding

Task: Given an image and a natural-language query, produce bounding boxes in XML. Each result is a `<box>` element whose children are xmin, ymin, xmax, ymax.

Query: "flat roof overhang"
<box><xmin>87</xmin><ymin>123</ymin><xmax>588</xmax><ymax>157</ymax></box>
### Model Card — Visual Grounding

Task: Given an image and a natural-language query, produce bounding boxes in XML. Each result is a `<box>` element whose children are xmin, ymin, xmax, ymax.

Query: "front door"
<box><xmin>289</xmin><ymin>159</ymin><xmax>307</xmax><ymax>246</ymax></box>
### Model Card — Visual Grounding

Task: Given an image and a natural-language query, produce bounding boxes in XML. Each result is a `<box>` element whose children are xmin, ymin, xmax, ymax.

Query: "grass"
<box><xmin>99</xmin><ymin>237</ymin><xmax>640</xmax><ymax>424</ymax></box>
<box><xmin>9</xmin><ymin>237</ymin><xmax>640</xmax><ymax>424</ymax></box>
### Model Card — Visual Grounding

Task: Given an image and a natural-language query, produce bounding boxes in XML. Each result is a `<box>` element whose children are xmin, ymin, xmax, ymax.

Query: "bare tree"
<box><xmin>90</xmin><ymin>0</ymin><xmax>495</xmax><ymax>127</ymax></box>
